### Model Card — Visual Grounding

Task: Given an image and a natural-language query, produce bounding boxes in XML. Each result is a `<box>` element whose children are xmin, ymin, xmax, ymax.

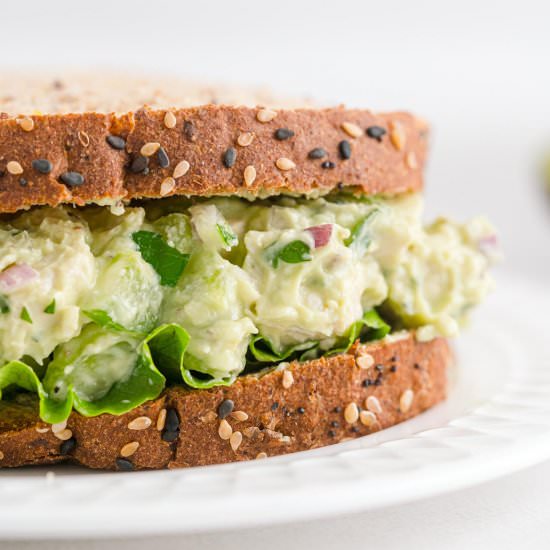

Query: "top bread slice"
<box><xmin>0</xmin><ymin>75</ymin><xmax>428</xmax><ymax>214</ymax></box>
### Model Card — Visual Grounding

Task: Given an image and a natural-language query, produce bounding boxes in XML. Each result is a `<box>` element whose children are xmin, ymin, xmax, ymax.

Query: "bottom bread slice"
<box><xmin>0</xmin><ymin>333</ymin><xmax>450</xmax><ymax>470</ymax></box>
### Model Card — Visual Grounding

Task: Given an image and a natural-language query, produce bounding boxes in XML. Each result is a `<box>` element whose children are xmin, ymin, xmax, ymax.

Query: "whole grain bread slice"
<box><xmin>0</xmin><ymin>333</ymin><xmax>449</xmax><ymax>471</ymax></box>
<box><xmin>0</xmin><ymin>105</ymin><xmax>428</xmax><ymax>214</ymax></box>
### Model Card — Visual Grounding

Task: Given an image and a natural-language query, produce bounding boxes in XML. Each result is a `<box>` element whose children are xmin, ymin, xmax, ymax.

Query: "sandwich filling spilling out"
<box><xmin>0</xmin><ymin>192</ymin><xmax>496</xmax><ymax>423</ymax></box>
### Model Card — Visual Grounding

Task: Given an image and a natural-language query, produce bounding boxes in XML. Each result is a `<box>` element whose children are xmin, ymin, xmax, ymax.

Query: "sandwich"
<box><xmin>0</xmin><ymin>76</ymin><xmax>496</xmax><ymax>470</ymax></box>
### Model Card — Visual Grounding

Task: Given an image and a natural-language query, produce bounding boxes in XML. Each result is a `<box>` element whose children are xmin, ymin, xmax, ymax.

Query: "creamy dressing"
<box><xmin>0</xmin><ymin>193</ymin><xmax>496</xmax><ymax>401</ymax></box>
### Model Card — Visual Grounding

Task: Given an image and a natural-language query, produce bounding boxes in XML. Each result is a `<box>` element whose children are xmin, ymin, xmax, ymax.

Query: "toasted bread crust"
<box><xmin>0</xmin><ymin>106</ymin><xmax>427</xmax><ymax>214</ymax></box>
<box><xmin>0</xmin><ymin>334</ymin><xmax>449</xmax><ymax>470</ymax></box>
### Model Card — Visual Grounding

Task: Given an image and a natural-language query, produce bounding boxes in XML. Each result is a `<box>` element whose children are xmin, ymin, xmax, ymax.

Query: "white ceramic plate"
<box><xmin>0</xmin><ymin>274</ymin><xmax>549</xmax><ymax>540</ymax></box>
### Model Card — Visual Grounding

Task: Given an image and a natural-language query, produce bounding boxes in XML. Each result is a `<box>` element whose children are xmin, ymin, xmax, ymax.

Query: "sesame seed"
<box><xmin>157</xmin><ymin>147</ymin><xmax>170</xmax><ymax>168</ymax></box>
<box><xmin>128</xmin><ymin>416</ymin><xmax>152</xmax><ymax>430</ymax></box>
<box><xmin>328</xmin><ymin>430</ymin><xmax>336</xmax><ymax>438</ymax></box>
<box><xmin>366</xmin><ymin>126</ymin><xmax>386</xmax><ymax>142</ymax></box>
<box><xmin>218</xmin><ymin>399</ymin><xmax>234</xmax><ymax>419</ymax></box>
<box><xmin>183</xmin><ymin>120</ymin><xmax>196</xmax><ymax>141</ymax></box>
<box><xmin>0</xmin><ymin>450</ymin><xmax>4</xmax><ymax>460</ymax></box>
<box><xmin>116</xmin><ymin>458</ymin><xmax>134</xmax><ymax>471</ymax></box>
<box><xmin>274</xmin><ymin>128</ymin><xmax>295</xmax><ymax>140</ymax></box>
<box><xmin>165</xmin><ymin>409</ymin><xmax>180</xmax><ymax>432</ymax></box>
<box><xmin>308</xmin><ymin>148</ymin><xmax>327</xmax><ymax>159</ymax></box>
<box><xmin>129</xmin><ymin>155</ymin><xmax>149</xmax><ymax>174</ymax></box>
<box><xmin>360</xmin><ymin>410</ymin><xmax>377</xmax><ymax>427</ymax></box>
<box><xmin>51</xmin><ymin>421</ymin><xmax>67</xmax><ymax>434</ymax></box>
<box><xmin>59</xmin><ymin>171</ymin><xmax>84</xmax><ymax>187</ymax></box>
<box><xmin>389</xmin><ymin>121</ymin><xmax>406</xmax><ymax>150</ymax></box>
<box><xmin>257</xmin><ymin>108</ymin><xmax>277</xmax><ymax>122</ymax></box>
<box><xmin>6</xmin><ymin>161</ymin><xmax>23</xmax><ymax>175</ymax></box>
<box><xmin>375</xmin><ymin>364</ymin><xmax>384</xmax><ymax>372</ymax></box>
<box><xmin>341</xmin><ymin>122</ymin><xmax>362</xmax><ymax>138</ymax></box>
<box><xmin>229</xmin><ymin>431</ymin><xmax>243</xmax><ymax>452</ymax></box>
<box><xmin>31</xmin><ymin>159</ymin><xmax>52</xmax><ymax>174</ymax></box>
<box><xmin>297</xmin><ymin>407</ymin><xmax>305</xmax><ymax>414</ymax></box>
<box><xmin>35</xmin><ymin>426</ymin><xmax>49</xmax><ymax>433</ymax></box>
<box><xmin>140</xmin><ymin>142</ymin><xmax>161</xmax><ymax>157</ymax></box>
<box><xmin>282</xmin><ymin>370</ymin><xmax>294</xmax><ymax>389</ymax></box>
<box><xmin>344</xmin><ymin>402</ymin><xmax>359</xmax><ymax>424</ymax></box>
<box><xmin>414</xmin><ymin>363</ymin><xmax>421</xmax><ymax>369</ymax></box>
<box><xmin>19</xmin><ymin>178</ymin><xmax>27</xmax><ymax>187</ymax></box>
<box><xmin>271</xmin><ymin>402</ymin><xmax>279</xmax><ymax>411</ymax></box>
<box><xmin>406</xmin><ymin>151</ymin><xmax>418</xmax><ymax>169</ymax></box>
<box><xmin>164</xmin><ymin>111</ymin><xmax>177</xmax><ymax>129</ymax></box>
<box><xmin>275</xmin><ymin>157</ymin><xmax>296</xmax><ymax>171</ymax></box>
<box><xmin>243</xmin><ymin>165</ymin><xmax>256</xmax><ymax>186</ymax></box>
<box><xmin>231</xmin><ymin>410</ymin><xmax>249</xmax><ymax>422</ymax></box>
<box><xmin>331</xmin><ymin>421</ymin><xmax>340</xmax><ymax>428</ymax></box>
<box><xmin>223</xmin><ymin>147</ymin><xmax>237</xmax><ymax>168</ymax></box>
<box><xmin>16</xmin><ymin>117</ymin><xmax>34</xmax><ymax>132</ymax></box>
<box><xmin>400</xmin><ymin>389</ymin><xmax>414</xmax><ymax>413</ymax></box>
<box><xmin>256</xmin><ymin>452</ymin><xmax>268</xmax><ymax>459</ymax></box>
<box><xmin>339</xmin><ymin>140</ymin><xmax>352</xmax><ymax>160</ymax></box>
<box><xmin>362</xmin><ymin>379</ymin><xmax>372</xmax><ymax>387</ymax></box>
<box><xmin>156</xmin><ymin>409</ymin><xmax>167</xmax><ymax>431</ymax></box>
<box><xmin>365</xmin><ymin>395</ymin><xmax>382</xmax><ymax>414</ymax></box>
<box><xmin>390</xmin><ymin>365</ymin><xmax>397</xmax><ymax>373</ymax></box>
<box><xmin>356</xmin><ymin>353</ymin><xmax>374</xmax><ymax>369</ymax></box>
<box><xmin>60</xmin><ymin>437</ymin><xmax>76</xmax><ymax>455</ymax></box>
<box><xmin>333</xmin><ymin>406</ymin><xmax>343</xmax><ymax>413</ymax></box>
<box><xmin>321</xmin><ymin>160</ymin><xmax>335</xmax><ymax>169</ymax></box>
<box><xmin>173</xmin><ymin>160</ymin><xmax>190</xmax><ymax>179</ymax></box>
<box><xmin>218</xmin><ymin>419</ymin><xmax>233</xmax><ymax>440</ymax></box>
<box><xmin>106</xmin><ymin>135</ymin><xmax>126</xmax><ymax>150</ymax></box>
<box><xmin>54</xmin><ymin>429</ymin><xmax>73</xmax><ymax>441</ymax></box>
<box><xmin>120</xmin><ymin>441</ymin><xmax>140</xmax><ymax>458</ymax></box>
<box><xmin>374</xmin><ymin>378</ymin><xmax>382</xmax><ymax>386</ymax></box>
<box><xmin>77</xmin><ymin>131</ymin><xmax>90</xmax><ymax>147</ymax></box>
<box><xmin>237</xmin><ymin>132</ymin><xmax>255</xmax><ymax>147</ymax></box>
<box><xmin>160</xmin><ymin>177</ymin><xmax>176</xmax><ymax>197</ymax></box>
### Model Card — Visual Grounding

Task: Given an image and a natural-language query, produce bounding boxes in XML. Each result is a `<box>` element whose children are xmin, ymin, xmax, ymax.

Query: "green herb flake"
<box><xmin>20</xmin><ymin>307</ymin><xmax>32</xmax><ymax>324</ymax></box>
<box><xmin>345</xmin><ymin>210</ymin><xmax>378</xmax><ymax>251</ymax></box>
<box><xmin>132</xmin><ymin>230</ymin><xmax>190</xmax><ymax>287</ymax></box>
<box><xmin>216</xmin><ymin>223</ymin><xmax>238</xmax><ymax>248</ymax></box>
<box><xmin>266</xmin><ymin>240</ymin><xmax>312</xmax><ymax>268</ymax></box>
<box><xmin>0</xmin><ymin>295</ymin><xmax>10</xmax><ymax>314</ymax></box>
<box><xmin>83</xmin><ymin>310</ymin><xmax>129</xmax><ymax>333</ymax></box>
<box><xmin>44</xmin><ymin>299</ymin><xmax>56</xmax><ymax>315</ymax></box>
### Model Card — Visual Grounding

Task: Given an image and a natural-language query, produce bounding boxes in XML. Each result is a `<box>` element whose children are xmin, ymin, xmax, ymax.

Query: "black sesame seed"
<box><xmin>362</xmin><ymin>379</ymin><xmax>371</xmax><ymax>387</ymax></box>
<box><xmin>59</xmin><ymin>171</ymin><xmax>84</xmax><ymax>187</ymax></box>
<box><xmin>333</xmin><ymin>406</ymin><xmax>342</xmax><ymax>413</ymax></box>
<box><xmin>271</xmin><ymin>402</ymin><xmax>279</xmax><ymax>411</ymax></box>
<box><xmin>183</xmin><ymin>120</ymin><xmax>196</xmax><ymax>141</ymax></box>
<box><xmin>374</xmin><ymin>378</ymin><xmax>382</xmax><ymax>386</ymax></box>
<box><xmin>106</xmin><ymin>135</ymin><xmax>126</xmax><ymax>150</ymax></box>
<box><xmin>338</xmin><ymin>140</ymin><xmax>351</xmax><ymax>160</ymax></box>
<box><xmin>157</xmin><ymin>146</ymin><xmax>170</xmax><ymax>168</ymax></box>
<box><xmin>375</xmin><ymin>364</ymin><xmax>384</xmax><ymax>372</ymax></box>
<box><xmin>161</xmin><ymin>431</ymin><xmax>179</xmax><ymax>443</ymax></box>
<box><xmin>60</xmin><ymin>437</ymin><xmax>76</xmax><ymax>455</ymax></box>
<box><xmin>328</xmin><ymin>430</ymin><xmax>336</xmax><ymax>438</ymax></box>
<box><xmin>390</xmin><ymin>365</ymin><xmax>397</xmax><ymax>373</ymax></box>
<box><xmin>321</xmin><ymin>161</ymin><xmax>335</xmax><ymax>169</ymax></box>
<box><xmin>414</xmin><ymin>363</ymin><xmax>421</xmax><ymax>369</ymax></box>
<box><xmin>218</xmin><ymin>399</ymin><xmax>234</xmax><ymax>419</ymax></box>
<box><xmin>331</xmin><ymin>421</ymin><xmax>340</xmax><ymax>428</ymax></box>
<box><xmin>366</xmin><ymin>126</ymin><xmax>386</xmax><ymax>142</ymax></box>
<box><xmin>31</xmin><ymin>159</ymin><xmax>53</xmax><ymax>174</ymax></box>
<box><xmin>222</xmin><ymin>147</ymin><xmax>237</xmax><ymax>168</ymax></box>
<box><xmin>129</xmin><ymin>155</ymin><xmax>149</xmax><ymax>174</ymax></box>
<box><xmin>274</xmin><ymin>128</ymin><xmax>295</xmax><ymax>141</ymax></box>
<box><xmin>165</xmin><ymin>409</ymin><xmax>180</xmax><ymax>432</ymax></box>
<box><xmin>351</xmin><ymin>426</ymin><xmax>360</xmax><ymax>433</ymax></box>
<box><xmin>115</xmin><ymin>458</ymin><xmax>135</xmax><ymax>471</ymax></box>
<box><xmin>337</xmin><ymin>182</ymin><xmax>344</xmax><ymax>190</ymax></box>
<box><xmin>18</xmin><ymin>178</ymin><xmax>27</xmax><ymax>187</ymax></box>
<box><xmin>297</xmin><ymin>407</ymin><xmax>305</xmax><ymax>414</ymax></box>
<box><xmin>308</xmin><ymin>148</ymin><xmax>327</xmax><ymax>160</ymax></box>
<box><xmin>390</xmin><ymin>355</ymin><xmax>398</xmax><ymax>362</ymax></box>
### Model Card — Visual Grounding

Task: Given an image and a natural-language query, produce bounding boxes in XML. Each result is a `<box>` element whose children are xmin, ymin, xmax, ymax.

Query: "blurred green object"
<box><xmin>545</xmin><ymin>153</ymin><xmax>550</xmax><ymax>191</ymax></box>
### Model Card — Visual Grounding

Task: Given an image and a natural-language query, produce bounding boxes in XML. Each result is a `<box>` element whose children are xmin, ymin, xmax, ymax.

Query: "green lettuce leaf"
<box><xmin>248</xmin><ymin>336</ymin><xmax>318</xmax><ymax>363</ymax></box>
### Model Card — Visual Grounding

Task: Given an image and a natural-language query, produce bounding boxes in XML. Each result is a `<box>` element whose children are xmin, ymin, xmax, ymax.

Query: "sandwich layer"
<box><xmin>0</xmin><ymin>332</ymin><xmax>449</xmax><ymax>470</ymax></box>
<box><xmin>0</xmin><ymin>106</ymin><xmax>427</xmax><ymax>214</ymax></box>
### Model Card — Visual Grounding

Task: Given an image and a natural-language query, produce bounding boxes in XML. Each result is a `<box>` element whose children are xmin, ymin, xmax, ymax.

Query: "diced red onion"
<box><xmin>306</xmin><ymin>224</ymin><xmax>333</xmax><ymax>248</ymax></box>
<box><xmin>0</xmin><ymin>264</ymin><xmax>38</xmax><ymax>293</ymax></box>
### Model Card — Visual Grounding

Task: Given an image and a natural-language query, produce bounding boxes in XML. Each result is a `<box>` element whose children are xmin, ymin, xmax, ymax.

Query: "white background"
<box><xmin>1</xmin><ymin>0</ymin><xmax>549</xmax><ymax>548</ymax></box>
